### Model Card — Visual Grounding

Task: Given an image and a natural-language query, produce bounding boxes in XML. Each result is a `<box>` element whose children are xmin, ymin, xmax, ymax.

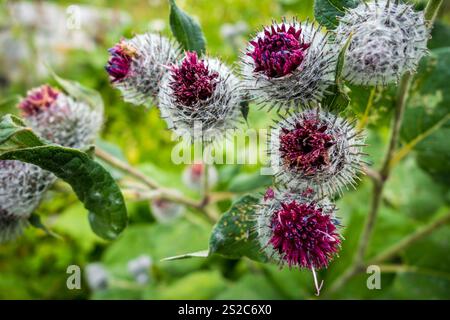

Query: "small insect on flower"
<box><xmin>106</xmin><ymin>33</ymin><xmax>179</xmax><ymax>107</ymax></box>
<box><xmin>336</xmin><ymin>0</ymin><xmax>429</xmax><ymax>86</ymax></box>
<box><xmin>0</xmin><ymin>161</ymin><xmax>55</xmax><ymax>243</ymax></box>
<box><xmin>255</xmin><ymin>188</ymin><xmax>341</xmax><ymax>295</ymax></box>
<box><xmin>241</xmin><ymin>18</ymin><xmax>336</xmax><ymax>111</ymax></box>
<box><xmin>158</xmin><ymin>51</ymin><xmax>242</xmax><ymax>143</ymax></box>
<box><xmin>18</xmin><ymin>84</ymin><xmax>103</xmax><ymax>149</ymax></box>
<box><xmin>269</xmin><ymin>107</ymin><xmax>365</xmax><ymax>197</ymax></box>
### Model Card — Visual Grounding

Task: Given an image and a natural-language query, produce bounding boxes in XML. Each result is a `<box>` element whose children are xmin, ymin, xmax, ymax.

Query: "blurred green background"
<box><xmin>0</xmin><ymin>0</ymin><xmax>449</xmax><ymax>299</ymax></box>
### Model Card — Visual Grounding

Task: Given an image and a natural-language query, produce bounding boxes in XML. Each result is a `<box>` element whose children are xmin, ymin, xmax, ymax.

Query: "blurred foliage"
<box><xmin>0</xmin><ymin>0</ymin><xmax>449</xmax><ymax>300</ymax></box>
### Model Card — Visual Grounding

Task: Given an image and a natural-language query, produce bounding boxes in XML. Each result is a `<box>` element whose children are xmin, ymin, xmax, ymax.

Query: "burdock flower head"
<box><xmin>269</xmin><ymin>107</ymin><xmax>365</xmax><ymax>197</ymax></box>
<box><xmin>256</xmin><ymin>188</ymin><xmax>341</xmax><ymax>294</ymax></box>
<box><xmin>241</xmin><ymin>18</ymin><xmax>336</xmax><ymax>111</ymax></box>
<box><xmin>106</xmin><ymin>33</ymin><xmax>179</xmax><ymax>107</ymax></box>
<box><xmin>336</xmin><ymin>0</ymin><xmax>429</xmax><ymax>85</ymax></box>
<box><xmin>158</xmin><ymin>51</ymin><xmax>242</xmax><ymax>143</ymax></box>
<box><xmin>0</xmin><ymin>161</ymin><xmax>55</xmax><ymax>243</ymax></box>
<box><xmin>18</xmin><ymin>84</ymin><xmax>103</xmax><ymax>149</ymax></box>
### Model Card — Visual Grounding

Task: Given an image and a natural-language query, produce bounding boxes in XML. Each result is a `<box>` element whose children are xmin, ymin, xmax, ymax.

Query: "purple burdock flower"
<box><xmin>18</xmin><ymin>85</ymin><xmax>59</xmax><ymax>117</ymax></box>
<box><xmin>241</xmin><ymin>18</ymin><xmax>336</xmax><ymax>110</ymax></box>
<box><xmin>248</xmin><ymin>24</ymin><xmax>310</xmax><ymax>78</ymax></box>
<box><xmin>105</xmin><ymin>33</ymin><xmax>180</xmax><ymax>107</ymax></box>
<box><xmin>256</xmin><ymin>189</ymin><xmax>341</xmax><ymax>295</ymax></box>
<box><xmin>169</xmin><ymin>51</ymin><xmax>219</xmax><ymax>107</ymax></box>
<box><xmin>158</xmin><ymin>52</ymin><xmax>242</xmax><ymax>143</ymax></box>
<box><xmin>279</xmin><ymin>117</ymin><xmax>335</xmax><ymax>176</ymax></box>
<box><xmin>270</xmin><ymin>108</ymin><xmax>366</xmax><ymax>197</ymax></box>
<box><xmin>105</xmin><ymin>40</ymin><xmax>136</xmax><ymax>83</ymax></box>
<box><xmin>269</xmin><ymin>200</ymin><xmax>341</xmax><ymax>269</ymax></box>
<box><xmin>17</xmin><ymin>84</ymin><xmax>103</xmax><ymax>149</ymax></box>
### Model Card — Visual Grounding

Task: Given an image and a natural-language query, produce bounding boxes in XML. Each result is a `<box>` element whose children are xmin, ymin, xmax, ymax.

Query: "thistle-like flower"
<box><xmin>269</xmin><ymin>108</ymin><xmax>365</xmax><ymax>197</ymax></box>
<box><xmin>18</xmin><ymin>84</ymin><xmax>103</xmax><ymax>149</ymax></box>
<box><xmin>0</xmin><ymin>161</ymin><xmax>55</xmax><ymax>243</ymax></box>
<box><xmin>336</xmin><ymin>0</ymin><xmax>429</xmax><ymax>86</ymax></box>
<box><xmin>1</xmin><ymin>84</ymin><xmax>104</xmax><ymax>242</ymax></box>
<box><xmin>158</xmin><ymin>51</ymin><xmax>242</xmax><ymax>143</ymax></box>
<box><xmin>255</xmin><ymin>188</ymin><xmax>341</xmax><ymax>294</ymax></box>
<box><xmin>256</xmin><ymin>189</ymin><xmax>341</xmax><ymax>268</ymax></box>
<box><xmin>106</xmin><ymin>33</ymin><xmax>179</xmax><ymax>107</ymax></box>
<box><xmin>241</xmin><ymin>18</ymin><xmax>336</xmax><ymax>111</ymax></box>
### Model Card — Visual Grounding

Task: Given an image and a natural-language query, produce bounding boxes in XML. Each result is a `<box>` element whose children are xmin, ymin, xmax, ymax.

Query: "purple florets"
<box><xmin>279</xmin><ymin>118</ymin><xmax>335</xmax><ymax>176</ymax></box>
<box><xmin>18</xmin><ymin>85</ymin><xmax>59</xmax><ymax>117</ymax></box>
<box><xmin>105</xmin><ymin>40</ymin><xmax>136</xmax><ymax>83</ymax></box>
<box><xmin>248</xmin><ymin>23</ymin><xmax>310</xmax><ymax>78</ymax></box>
<box><xmin>269</xmin><ymin>199</ymin><xmax>341</xmax><ymax>269</ymax></box>
<box><xmin>169</xmin><ymin>51</ymin><xmax>219</xmax><ymax>107</ymax></box>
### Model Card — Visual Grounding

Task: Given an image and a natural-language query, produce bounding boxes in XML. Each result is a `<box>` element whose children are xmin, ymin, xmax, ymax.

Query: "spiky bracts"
<box><xmin>241</xmin><ymin>18</ymin><xmax>336</xmax><ymax>111</ymax></box>
<box><xmin>20</xmin><ymin>85</ymin><xmax>103</xmax><ymax>149</ymax></box>
<box><xmin>106</xmin><ymin>33</ymin><xmax>179</xmax><ymax>107</ymax></box>
<box><xmin>159</xmin><ymin>52</ymin><xmax>242</xmax><ymax>143</ymax></box>
<box><xmin>0</xmin><ymin>84</ymin><xmax>103</xmax><ymax>242</ymax></box>
<box><xmin>269</xmin><ymin>108</ymin><xmax>365</xmax><ymax>197</ymax></box>
<box><xmin>0</xmin><ymin>161</ymin><xmax>55</xmax><ymax>243</ymax></box>
<box><xmin>336</xmin><ymin>0</ymin><xmax>429</xmax><ymax>86</ymax></box>
<box><xmin>256</xmin><ymin>189</ymin><xmax>341</xmax><ymax>270</ymax></box>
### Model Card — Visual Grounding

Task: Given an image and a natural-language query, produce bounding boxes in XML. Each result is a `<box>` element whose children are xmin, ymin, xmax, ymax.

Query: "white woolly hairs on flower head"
<box><xmin>0</xmin><ymin>161</ymin><xmax>55</xmax><ymax>243</ymax></box>
<box><xmin>158</xmin><ymin>56</ymin><xmax>243</xmax><ymax>144</ymax></box>
<box><xmin>25</xmin><ymin>92</ymin><xmax>103</xmax><ymax>149</ymax></box>
<box><xmin>255</xmin><ymin>189</ymin><xmax>337</xmax><ymax>264</ymax></box>
<box><xmin>336</xmin><ymin>0</ymin><xmax>429</xmax><ymax>86</ymax></box>
<box><xmin>110</xmin><ymin>33</ymin><xmax>180</xmax><ymax>107</ymax></box>
<box><xmin>269</xmin><ymin>107</ymin><xmax>366</xmax><ymax>198</ymax></box>
<box><xmin>241</xmin><ymin>18</ymin><xmax>337</xmax><ymax>111</ymax></box>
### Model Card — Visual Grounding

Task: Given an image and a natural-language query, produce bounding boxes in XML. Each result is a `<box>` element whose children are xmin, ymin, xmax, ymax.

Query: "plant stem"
<box><xmin>326</xmin><ymin>0</ymin><xmax>443</xmax><ymax>296</ymax></box>
<box><xmin>358</xmin><ymin>87</ymin><xmax>376</xmax><ymax>130</ymax></box>
<box><xmin>95</xmin><ymin>147</ymin><xmax>204</xmax><ymax>209</ymax></box>
<box><xmin>95</xmin><ymin>147</ymin><xmax>160</xmax><ymax>189</ymax></box>
<box><xmin>369</xmin><ymin>211</ymin><xmax>450</xmax><ymax>265</ymax></box>
<box><xmin>326</xmin><ymin>211</ymin><xmax>450</xmax><ymax>295</ymax></box>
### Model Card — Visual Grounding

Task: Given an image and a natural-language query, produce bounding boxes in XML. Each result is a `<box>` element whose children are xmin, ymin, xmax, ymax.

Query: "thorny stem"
<box><xmin>326</xmin><ymin>0</ymin><xmax>443</xmax><ymax>296</ymax></box>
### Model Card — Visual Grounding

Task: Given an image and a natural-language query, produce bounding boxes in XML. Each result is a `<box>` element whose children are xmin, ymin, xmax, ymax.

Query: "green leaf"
<box><xmin>169</xmin><ymin>0</ymin><xmax>206</xmax><ymax>55</ymax></box>
<box><xmin>209</xmin><ymin>194</ymin><xmax>267</xmax><ymax>262</ymax></box>
<box><xmin>0</xmin><ymin>115</ymin><xmax>45</xmax><ymax>151</ymax></box>
<box><xmin>153</xmin><ymin>271</ymin><xmax>227</xmax><ymax>299</ymax></box>
<box><xmin>313</xmin><ymin>0</ymin><xmax>358</xmax><ymax>30</ymax></box>
<box><xmin>49</xmin><ymin>67</ymin><xmax>104</xmax><ymax>112</ymax></box>
<box><xmin>161</xmin><ymin>249</ymin><xmax>209</xmax><ymax>261</ymax></box>
<box><xmin>240</xmin><ymin>100</ymin><xmax>250</xmax><ymax>124</ymax></box>
<box><xmin>0</xmin><ymin>114</ymin><xmax>127</xmax><ymax>240</ymax></box>
<box><xmin>401</xmin><ymin>48</ymin><xmax>450</xmax><ymax>185</ymax></box>
<box><xmin>28</xmin><ymin>213</ymin><xmax>62</xmax><ymax>240</ymax></box>
<box><xmin>321</xmin><ymin>34</ymin><xmax>352</xmax><ymax>112</ymax></box>
<box><xmin>228</xmin><ymin>172</ymin><xmax>272</xmax><ymax>193</ymax></box>
<box><xmin>428</xmin><ymin>21</ymin><xmax>450</xmax><ymax>50</ymax></box>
